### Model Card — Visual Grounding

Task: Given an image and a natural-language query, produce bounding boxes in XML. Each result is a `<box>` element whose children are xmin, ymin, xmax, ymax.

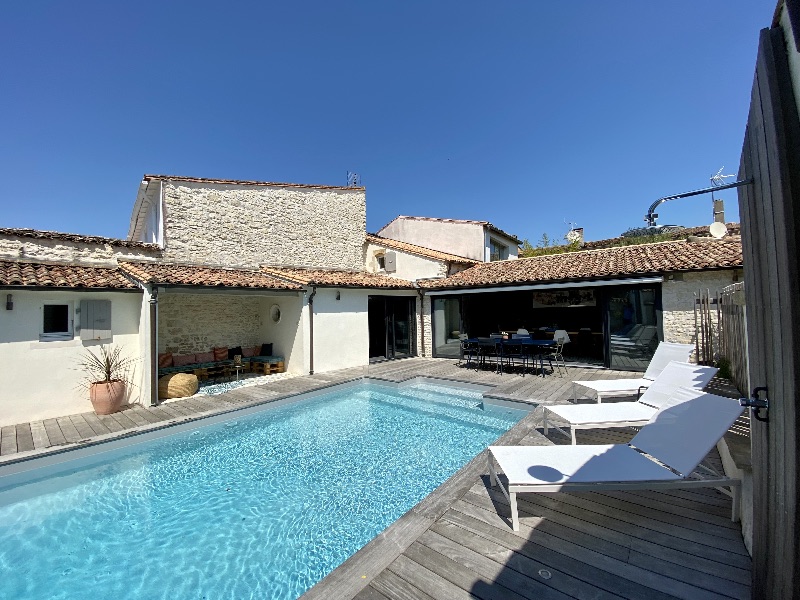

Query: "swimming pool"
<box><xmin>0</xmin><ymin>380</ymin><xmax>525</xmax><ymax>600</ymax></box>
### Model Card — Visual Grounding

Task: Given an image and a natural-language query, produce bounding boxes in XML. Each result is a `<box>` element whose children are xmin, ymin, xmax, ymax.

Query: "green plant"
<box><xmin>715</xmin><ymin>356</ymin><xmax>733</xmax><ymax>380</ymax></box>
<box><xmin>78</xmin><ymin>345</ymin><xmax>137</xmax><ymax>387</ymax></box>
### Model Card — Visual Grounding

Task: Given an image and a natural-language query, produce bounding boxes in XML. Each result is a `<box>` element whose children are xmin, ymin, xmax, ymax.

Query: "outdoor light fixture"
<box><xmin>336</xmin><ymin>291</ymin><xmax>341</xmax><ymax>301</ymax></box>
<box><xmin>6</xmin><ymin>294</ymin><xmax>12</xmax><ymax>310</ymax></box>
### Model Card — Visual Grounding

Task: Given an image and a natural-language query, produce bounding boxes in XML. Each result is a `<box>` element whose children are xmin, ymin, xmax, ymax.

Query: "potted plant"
<box><xmin>78</xmin><ymin>345</ymin><xmax>136</xmax><ymax>415</ymax></box>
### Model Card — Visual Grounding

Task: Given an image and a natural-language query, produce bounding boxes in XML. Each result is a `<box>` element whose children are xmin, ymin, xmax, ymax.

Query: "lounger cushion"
<box><xmin>173</xmin><ymin>353</ymin><xmax>197</xmax><ymax>367</ymax></box>
<box><xmin>489</xmin><ymin>444</ymin><xmax>678</xmax><ymax>488</ymax></box>
<box><xmin>196</xmin><ymin>351</ymin><xmax>215</xmax><ymax>364</ymax></box>
<box><xmin>546</xmin><ymin>402</ymin><xmax>657</xmax><ymax>426</ymax></box>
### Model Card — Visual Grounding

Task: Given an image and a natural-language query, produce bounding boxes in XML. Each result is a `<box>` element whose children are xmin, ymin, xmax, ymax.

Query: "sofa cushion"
<box><xmin>173</xmin><ymin>354</ymin><xmax>197</xmax><ymax>367</ymax></box>
<box><xmin>157</xmin><ymin>352</ymin><xmax>173</xmax><ymax>368</ymax></box>
<box><xmin>260</xmin><ymin>343</ymin><xmax>273</xmax><ymax>357</ymax></box>
<box><xmin>213</xmin><ymin>347</ymin><xmax>228</xmax><ymax>361</ymax></box>
<box><xmin>228</xmin><ymin>346</ymin><xmax>243</xmax><ymax>360</ymax></box>
<box><xmin>242</xmin><ymin>346</ymin><xmax>256</xmax><ymax>358</ymax></box>
<box><xmin>196</xmin><ymin>351</ymin><xmax>215</xmax><ymax>364</ymax></box>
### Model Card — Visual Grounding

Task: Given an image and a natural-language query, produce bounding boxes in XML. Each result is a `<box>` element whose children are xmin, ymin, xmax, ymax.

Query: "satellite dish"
<box><xmin>709</xmin><ymin>222</ymin><xmax>728</xmax><ymax>239</ymax></box>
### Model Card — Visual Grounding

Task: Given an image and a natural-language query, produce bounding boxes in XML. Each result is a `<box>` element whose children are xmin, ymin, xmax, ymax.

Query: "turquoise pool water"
<box><xmin>0</xmin><ymin>381</ymin><xmax>524</xmax><ymax>600</ymax></box>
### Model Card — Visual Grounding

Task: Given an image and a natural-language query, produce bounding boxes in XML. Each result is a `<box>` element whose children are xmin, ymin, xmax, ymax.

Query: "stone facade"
<box><xmin>158</xmin><ymin>293</ymin><xmax>265</xmax><ymax>354</ymax></box>
<box><xmin>419</xmin><ymin>294</ymin><xmax>433</xmax><ymax>357</ymax></box>
<box><xmin>159</xmin><ymin>181</ymin><xmax>366</xmax><ymax>270</ymax></box>
<box><xmin>0</xmin><ymin>235</ymin><xmax>160</xmax><ymax>266</ymax></box>
<box><xmin>662</xmin><ymin>270</ymin><xmax>739</xmax><ymax>346</ymax></box>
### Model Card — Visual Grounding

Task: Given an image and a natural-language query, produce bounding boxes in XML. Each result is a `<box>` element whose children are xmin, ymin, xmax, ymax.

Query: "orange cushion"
<box><xmin>158</xmin><ymin>352</ymin><xmax>173</xmax><ymax>368</ymax></box>
<box><xmin>213</xmin><ymin>347</ymin><xmax>228</xmax><ymax>361</ymax></box>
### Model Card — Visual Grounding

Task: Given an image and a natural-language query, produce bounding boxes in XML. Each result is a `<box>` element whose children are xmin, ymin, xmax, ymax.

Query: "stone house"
<box><xmin>377</xmin><ymin>216</ymin><xmax>521</xmax><ymax>262</ymax></box>
<box><xmin>0</xmin><ymin>173</ymin><xmax>745</xmax><ymax>427</ymax></box>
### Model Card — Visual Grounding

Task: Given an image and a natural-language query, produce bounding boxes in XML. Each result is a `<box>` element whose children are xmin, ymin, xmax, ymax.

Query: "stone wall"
<box><xmin>419</xmin><ymin>294</ymin><xmax>432</xmax><ymax>357</ymax></box>
<box><xmin>662</xmin><ymin>270</ymin><xmax>738</xmax><ymax>346</ymax></box>
<box><xmin>160</xmin><ymin>181</ymin><xmax>366</xmax><ymax>270</ymax></box>
<box><xmin>157</xmin><ymin>293</ymin><xmax>265</xmax><ymax>354</ymax></box>
<box><xmin>0</xmin><ymin>235</ymin><xmax>160</xmax><ymax>266</ymax></box>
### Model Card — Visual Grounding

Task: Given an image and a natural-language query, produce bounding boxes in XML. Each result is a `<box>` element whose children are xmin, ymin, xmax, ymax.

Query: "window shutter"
<box><xmin>80</xmin><ymin>300</ymin><xmax>112</xmax><ymax>340</ymax></box>
<box><xmin>384</xmin><ymin>251</ymin><xmax>397</xmax><ymax>273</ymax></box>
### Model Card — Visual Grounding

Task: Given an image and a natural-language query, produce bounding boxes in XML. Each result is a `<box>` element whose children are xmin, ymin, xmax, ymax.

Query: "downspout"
<box><xmin>149</xmin><ymin>287</ymin><xmax>159</xmax><ymax>406</ymax></box>
<box><xmin>417</xmin><ymin>287</ymin><xmax>425</xmax><ymax>357</ymax></box>
<box><xmin>308</xmin><ymin>285</ymin><xmax>317</xmax><ymax>375</ymax></box>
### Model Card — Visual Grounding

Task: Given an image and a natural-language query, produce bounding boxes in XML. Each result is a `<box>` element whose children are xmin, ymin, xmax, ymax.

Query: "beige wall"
<box><xmin>0</xmin><ymin>234</ymin><xmax>159</xmax><ymax>267</ymax></box>
<box><xmin>155</xmin><ymin>181</ymin><xmax>366</xmax><ymax>270</ymax></box>
<box><xmin>0</xmin><ymin>290</ymin><xmax>145</xmax><ymax>426</ymax></box>
<box><xmin>364</xmin><ymin>242</ymin><xmax>447</xmax><ymax>281</ymax></box>
<box><xmin>662</xmin><ymin>270</ymin><xmax>739</xmax><ymax>345</ymax></box>
<box><xmin>379</xmin><ymin>219</ymin><xmax>486</xmax><ymax>261</ymax></box>
<box><xmin>310</xmin><ymin>288</ymin><xmax>369</xmax><ymax>373</ymax></box>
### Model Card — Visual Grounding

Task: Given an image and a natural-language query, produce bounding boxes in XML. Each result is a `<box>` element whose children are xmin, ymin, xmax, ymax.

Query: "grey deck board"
<box><xmin>29</xmin><ymin>421</ymin><xmax>50</xmax><ymax>449</ymax></box>
<box><xmin>14</xmin><ymin>424</ymin><xmax>34</xmax><ymax>452</ymax></box>
<box><xmin>42</xmin><ymin>419</ymin><xmax>66</xmax><ymax>446</ymax></box>
<box><xmin>0</xmin><ymin>358</ymin><xmax>752</xmax><ymax>600</ymax></box>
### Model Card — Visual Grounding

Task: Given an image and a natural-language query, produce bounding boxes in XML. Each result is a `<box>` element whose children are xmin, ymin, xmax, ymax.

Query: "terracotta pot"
<box><xmin>89</xmin><ymin>380</ymin><xmax>126</xmax><ymax>415</ymax></box>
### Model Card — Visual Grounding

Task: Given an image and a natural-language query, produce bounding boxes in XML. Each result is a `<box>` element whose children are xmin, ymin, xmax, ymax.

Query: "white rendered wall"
<box><xmin>364</xmin><ymin>242</ymin><xmax>446</xmax><ymax>281</ymax></box>
<box><xmin>378</xmin><ymin>220</ymin><xmax>485</xmax><ymax>261</ymax></box>
<box><xmin>0</xmin><ymin>290</ymin><xmax>145</xmax><ymax>427</ymax></box>
<box><xmin>483</xmin><ymin>230</ymin><xmax>519</xmax><ymax>261</ymax></box>
<box><xmin>257</xmin><ymin>295</ymin><xmax>305</xmax><ymax>374</ymax></box>
<box><xmin>310</xmin><ymin>288</ymin><xmax>369</xmax><ymax>373</ymax></box>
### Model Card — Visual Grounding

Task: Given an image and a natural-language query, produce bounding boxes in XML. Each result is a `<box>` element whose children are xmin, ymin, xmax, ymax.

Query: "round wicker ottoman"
<box><xmin>158</xmin><ymin>373</ymin><xmax>199</xmax><ymax>400</ymax></box>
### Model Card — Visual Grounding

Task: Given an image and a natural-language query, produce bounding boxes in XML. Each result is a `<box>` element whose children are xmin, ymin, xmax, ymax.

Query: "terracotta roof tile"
<box><xmin>0</xmin><ymin>260</ymin><xmax>138</xmax><ymax>289</ymax></box>
<box><xmin>419</xmin><ymin>239</ymin><xmax>743</xmax><ymax>289</ymax></box>
<box><xmin>119</xmin><ymin>262</ymin><xmax>302</xmax><ymax>290</ymax></box>
<box><xmin>365</xmin><ymin>234</ymin><xmax>477</xmax><ymax>265</ymax></box>
<box><xmin>261</xmin><ymin>266</ymin><xmax>416</xmax><ymax>288</ymax></box>
<box><xmin>0</xmin><ymin>228</ymin><xmax>160</xmax><ymax>249</ymax></box>
<box><xmin>143</xmin><ymin>174</ymin><xmax>363</xmax><ymax>191</ymax></box>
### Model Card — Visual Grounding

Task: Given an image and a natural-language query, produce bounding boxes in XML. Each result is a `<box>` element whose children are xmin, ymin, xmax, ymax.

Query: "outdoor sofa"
<box><xmin>158</xmin><ymin>343</ymin><xmax>284</xmax><ymax>379</ymax></box>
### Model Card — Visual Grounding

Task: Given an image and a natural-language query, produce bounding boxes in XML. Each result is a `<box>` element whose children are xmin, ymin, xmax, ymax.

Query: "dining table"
<box><xmin>464</xmin><ymin>337</ymin><xmax>557</xmax><ymax>376</ymax></box>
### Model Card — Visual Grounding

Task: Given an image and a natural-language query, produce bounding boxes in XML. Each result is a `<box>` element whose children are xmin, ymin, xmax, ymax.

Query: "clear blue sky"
<box><xmin>0</xmin><ymin>1</ymin><xmax>774</xmax><ymax>244</ymax></box>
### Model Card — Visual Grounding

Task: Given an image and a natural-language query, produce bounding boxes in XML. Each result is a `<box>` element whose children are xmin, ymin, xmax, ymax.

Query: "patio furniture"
<box><xmin>543</xmin><ymin>361</ymin><xmax>718</xmax><ymax>444</ymax></box>
<box><xmin>487</xmin><ymin>387</ymin><xmax>743</xmax><ymax>530</ymax></box>
<box><xmin>571</xmin><ymin>341</ymin><xmax>694</xmax><ymax>402</ymax></box>
<box><xmin>542</xmin><ymin>329</ymin><xmax>570</xmax><ymax>376</ymax></box>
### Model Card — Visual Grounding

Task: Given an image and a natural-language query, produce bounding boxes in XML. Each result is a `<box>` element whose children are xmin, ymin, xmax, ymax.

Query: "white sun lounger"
<box><xmin>572</xmin><ymin>341</ymin><xmax>694</xmax><ymax>402</ymax></box>
<box><xmin>545</xmin><ymin>361</ymin><xmax>718</xmax><ymax>444</ymax></box>
<box><xmin>488</xmin><ymin>388</ymin><xmax>742</xmax><ymax>530</ymax></box>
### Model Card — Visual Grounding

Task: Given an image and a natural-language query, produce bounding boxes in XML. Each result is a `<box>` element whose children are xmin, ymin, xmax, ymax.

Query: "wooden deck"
<box><xmin>0</xmin><ymin>358</ymin><xmax>750</xmax><ymax>600</ymax></box>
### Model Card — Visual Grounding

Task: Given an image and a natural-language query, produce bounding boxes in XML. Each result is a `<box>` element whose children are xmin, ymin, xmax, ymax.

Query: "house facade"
<box><xmin>0</xmin><ymin>174</ymin><xmax>745</xmax><ymax>428</ymax></box>
<box><xmin>377</xmin><ymin>216</ymin><xmax>521</xmax><ymax>262</ymax></box>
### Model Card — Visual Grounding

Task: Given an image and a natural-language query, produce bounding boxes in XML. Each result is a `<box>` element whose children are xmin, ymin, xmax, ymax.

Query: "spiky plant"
<box><xmin>78</xmin><ymin>345</ymin><xmax>136</xmax><ymax>387</ymax></box>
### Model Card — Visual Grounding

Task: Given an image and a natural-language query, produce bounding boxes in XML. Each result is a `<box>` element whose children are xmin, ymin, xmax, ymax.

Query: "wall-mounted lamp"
<box><xmin>335</xmin><ymin>290</ymin><xmax>341</xmax><ymax>301</ymax></box>
<box><xmin>5</xmin><ymin>294</ymin><xmax>12</xmax><ymax>310</ymax></box>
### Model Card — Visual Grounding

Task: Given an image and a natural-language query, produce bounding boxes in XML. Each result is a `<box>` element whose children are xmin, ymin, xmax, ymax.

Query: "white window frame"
<box><xmin>40</xmin><ymin>302</ymin><xmax>74</xmax><ymax>341</ymax></box>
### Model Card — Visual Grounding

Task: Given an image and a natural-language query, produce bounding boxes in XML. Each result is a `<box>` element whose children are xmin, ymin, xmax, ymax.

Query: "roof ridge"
<box><xmin>143</xmin><ymin>174</ymin><xmax>364</xmax><ymax>191</ymax></box>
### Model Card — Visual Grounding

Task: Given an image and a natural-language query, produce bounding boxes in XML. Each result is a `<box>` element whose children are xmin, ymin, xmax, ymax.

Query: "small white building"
<box><xmin>377</xmin><ymin>216</ymin><xmax>521</xmax><ymax>262</ymax></box>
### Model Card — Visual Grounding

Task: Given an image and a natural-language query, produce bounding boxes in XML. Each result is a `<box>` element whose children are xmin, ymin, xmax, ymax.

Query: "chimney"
<box><xmin>713</xmin><ymin>199</ymin><xmax>725</xmax><ymax>223</ymax></box>
<box><xmin>566</xmin><ymin>227</ymin><xmax>584</xmax><ymax>245</ymax></box>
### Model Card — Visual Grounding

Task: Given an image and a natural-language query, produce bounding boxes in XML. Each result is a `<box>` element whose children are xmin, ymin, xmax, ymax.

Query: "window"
<box><xmin>41</xmin><ymin>303</ymin><xmax>73</xmax><ymax>341</ymax></box>
<box><xmin>376</xmin><ymin>253</ymin><xmax>386</xmax><ymax>270</ymax></box>
<box><xmin>489</xmin><ymin>239</ymin><xmax>508</xmax><ymax>262</ymax></box>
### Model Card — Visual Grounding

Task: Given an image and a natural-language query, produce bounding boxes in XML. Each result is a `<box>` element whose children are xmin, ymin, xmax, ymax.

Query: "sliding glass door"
<box><xmin>368</xmin><ymin>296</ymin><xmax>415</xmax><ymax>360</ymax></box>
<box><xmin>432</xmin><ymin>296</ymin><xmax>462</xmax><ymax>358</ymax></box>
